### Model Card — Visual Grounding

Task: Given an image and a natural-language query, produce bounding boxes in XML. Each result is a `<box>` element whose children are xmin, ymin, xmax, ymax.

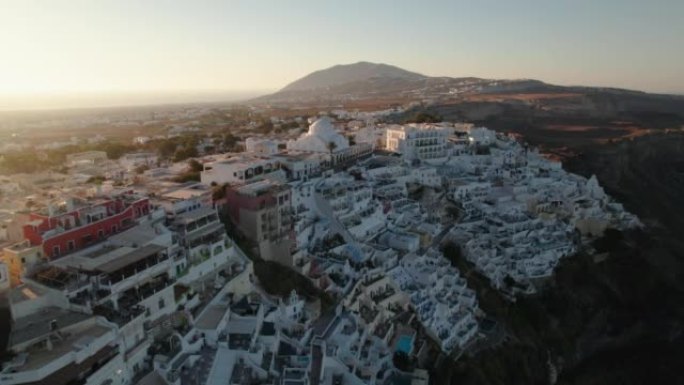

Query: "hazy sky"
<box><xmin>1</xmin><ymin>0</ymin><xmax>683</xmax><ymax>105</ymax></box>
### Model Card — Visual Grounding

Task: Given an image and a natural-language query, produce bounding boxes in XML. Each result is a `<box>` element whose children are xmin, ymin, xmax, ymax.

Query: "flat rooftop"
<box><xmin>95</xmin><ymin>244</ymin><xmax>167</xmax><ymax>274</ymax></box>
<box><xmin>8</xmin><ymin>283</ymin><xmax>50</xmax><ymax>305</ymax></box>
<box><xmin>108</xmin><ymin>221</ymin><xmax>165</xmax><ymax>246</ymax></box>
<box><xmin>226</xmin><ymin>319</ymin><xmax>256</xmax><ymax>335</ymax></box>
<box><xmin>174</xmin><ymin>206</ymin><xmax>217</xmax><ymax>225</ymax></box>
<box><xmin>10</xmin><ymin>307</ymin><xmax>92</xmax><ymax>347</ymax></box>
<box><xmin>214</xmin><ymin>154</ymin><xmax>274</xmax><ymax>167</ymax></box>
<box><xmin>195</xmin><ymin>304</ymin><xmax>229</xmax><ymax>330</ymax></box>
<box><xmin>234</xmin><ymin>179</ymin><xmax>287</xmax><ymax>196</ymax></box>
<box><xmin>53</xmin><ymin>243</ymin><xmax>166</xmax><ymax>273</ymax></box>
<box><xmin>3</xmin><ymin>240</ymin><xmax>36</xmax><ymax>253</ymax></box>
<box><xmin>12</xmin><ymin>321</ymin><xmax>111</xmax><ymax>372</ymax></box>
<box><xmin>274</xmin><ymin>152</ymin><xmax>317</xmax><ymax>161</ymax></box>
<box><xmin>160</xmin><ymin>183</ymin><xmax>210</xmax><ymax>200</ymax></box>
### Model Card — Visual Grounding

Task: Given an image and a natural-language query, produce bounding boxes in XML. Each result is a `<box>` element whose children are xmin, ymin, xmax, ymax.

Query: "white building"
<box><xmin>0</xmin><ymin>261</ymin><xmax>10</xmax><ymax>292</ymax></box>
<box><xmin>245</xmin><ymin>137</ymin><xmax>280</xmax><ymax>155</ymax></box>
<box><xmin>66</xmin><ymin>151</ymin><xmax>108</xmax><ymax>167</ymax></box>
<box><xmin>467</xmin><ymin>127</ymin><xmax>497</xmax><ymax>146</ymax></box>
<box><xmin>286</xmin><ymin>117</ymin><xmax>373</xmax><ymax>166</ymax></box>
<box><xmin>200</xmin><ymin>154</ymin><xmax>286</xmax><ymax>185</ymax></box>
<box><xmin>132</xmin><ymin>136</ymin><xmax>151</xmax><ymax>145</ymax></box>
<box><xmin>119</xmin><ymin>152</ymin><xmax>158</xmax><ymax>171</ymax></box>
<box><xmin>2</xmin><ymin>304</ymin><xmax>125</xmax><ymax>385</ymax></box>
<box><xmin>386</xmin><ymin>124</ymin><xmax>452</xmax><ymax>160</ymax></box>
<box><xmin>155</xmin><ymin>182</ymin><xmax>213</xmax><ymax>219</ymax></box>
<box><xmin>273</xmin><ymin>153</ymin><xmax>323</xmax><ymax>181</ymax></box>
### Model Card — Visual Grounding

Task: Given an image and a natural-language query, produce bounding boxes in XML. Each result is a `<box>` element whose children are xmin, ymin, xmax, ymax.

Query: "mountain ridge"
<box><xmin>280</xmin><ymin>61</ymin><xmax>427</xmax><ymax>92</ymax></box>
<box><xmin>254</xmin><ymin>61</ymin><xmax>684</xmax><ymax>105</ymax></box>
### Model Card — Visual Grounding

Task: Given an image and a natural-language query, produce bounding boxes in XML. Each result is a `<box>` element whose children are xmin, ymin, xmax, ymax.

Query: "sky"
<box><xmin>0</xmin><ymin>0</ymin><xmax>682</xmax><ymax>109</ymax></box>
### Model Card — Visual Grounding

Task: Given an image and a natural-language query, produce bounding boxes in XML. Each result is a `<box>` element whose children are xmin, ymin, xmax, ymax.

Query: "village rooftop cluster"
<box><xmin>0</xmin><ymin>109</ymin><xmax>638</xmax><ymax>385</ymax></box>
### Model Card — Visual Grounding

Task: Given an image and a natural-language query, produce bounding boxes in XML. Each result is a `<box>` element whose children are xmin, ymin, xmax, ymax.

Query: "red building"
<box><xmin>22</xmin><ymin>194</ymin><xmax>150</xmax><ymax>259</ymax></box>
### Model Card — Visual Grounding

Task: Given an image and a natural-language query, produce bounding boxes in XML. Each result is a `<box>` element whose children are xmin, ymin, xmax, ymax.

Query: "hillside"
<box><xmin>252</xmin><ymin>62</ymin><xmax>684</xmax><ymax>384</ymax></box>
<box><xmin>281</xmin><ymin>61</ymin><xmax>426</xmax><ymax>92</ymax></box>
<box><xmin>253</xmin><ymin>62</ymin><xmax>684</xmax><ymax>117</ymax></box>
<box><xmin>253</xmin><ymin>61</ymin><xmax>552</xmax><ymax>104</ymax></box>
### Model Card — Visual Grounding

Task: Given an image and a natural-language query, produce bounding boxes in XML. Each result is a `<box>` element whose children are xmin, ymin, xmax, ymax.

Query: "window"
<box><xmin>67</xmin><ymin>240</ymin><xmax>75</xmax><ymax>251</ymax></box>
<box><xmin>98</xmin><ymin>229</ymin><xmax>105</xmax><ymax>239</ymax></box>
<box><xmin>112</xmin><ymin>225</ymin><xmax>118</xmax><ymax>233</ymax></box>
<box><xmin>52</xmin><ymin>246</ymin><xmax>60</xmax><ymax>258</ymax></box>
<box><xmin>158</xmin><ymin>298</ymin><xmax>166</xmax><ymax>310</ymax></box>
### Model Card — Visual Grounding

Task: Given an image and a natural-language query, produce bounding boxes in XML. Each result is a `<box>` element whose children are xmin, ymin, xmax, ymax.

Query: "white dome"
<box><xmin>287</xmin><ymin>117</ymin><xmax>349</xmax><ymax>153</ymax></box>
<box><xmin>309</xmin><ymin>117</ymin><xmax>334</xmax><ymax>136</ymax></box>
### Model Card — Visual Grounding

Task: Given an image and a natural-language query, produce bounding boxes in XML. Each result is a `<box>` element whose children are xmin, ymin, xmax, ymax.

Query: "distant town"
<box><xmin>0</xmin><ymin>103</ymin><xmax>640</xmax><ymax>385</ymax></box>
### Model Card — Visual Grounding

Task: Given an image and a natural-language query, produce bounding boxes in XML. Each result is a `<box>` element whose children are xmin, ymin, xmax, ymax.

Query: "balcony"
<box><xmin>94</xmin><ymin>303</ymin><xmax>146</xmax><ymax>327</ymax></box>
<box><xmin>186</xmin><ymin>223</ymin><xmax>225</xmax><ymax>249</ymax></box>
<box><xmin>97</xmin><ymin>245</ymin><xmax>170</xmax><ymax>286</ymax></box>
<box><xmin>116</xmin><ymin>275</ymin><xmax>175</xmax><ymax>311</ymax></box>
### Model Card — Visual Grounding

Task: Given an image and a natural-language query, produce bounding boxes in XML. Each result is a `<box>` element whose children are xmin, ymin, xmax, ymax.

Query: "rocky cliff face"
<box><xmin>433</xmin><ymin>133</ymin><xmax>684</xmax><ymax>385</ymax></box>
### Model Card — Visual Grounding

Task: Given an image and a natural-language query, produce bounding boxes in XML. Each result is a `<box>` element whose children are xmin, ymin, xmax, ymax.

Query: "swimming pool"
<box><xmin>396</xmin><ymin>335</ymin><xmax>413</xmax><ymax>354</ymax></box>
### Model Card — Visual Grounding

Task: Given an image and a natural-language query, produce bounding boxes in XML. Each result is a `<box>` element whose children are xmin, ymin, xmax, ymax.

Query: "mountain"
<box><xmin>253</xmin><ymin>61</ymin><xmax>568</xmax><ymax>104</ymax></box>
<box><xmin>253</xmin><ymin>62</ymin><xmax>684</xmax><ymax>114</ymax></box>
<box><xmin>281</xmin><ymin>61</ymin><xmax>427</xmax><ymax>92</ymax></box>
<box><xmin>254</xmin><ymin>62</ymin><xmax>684</xmax><ymax>136</ymax></box>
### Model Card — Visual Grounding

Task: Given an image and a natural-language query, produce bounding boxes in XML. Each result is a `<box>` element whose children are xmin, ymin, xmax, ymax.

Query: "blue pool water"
<box><xmin>396</xmin><ymin>335</ymin><xmax>413</xmax><ymax>354</ymax></box>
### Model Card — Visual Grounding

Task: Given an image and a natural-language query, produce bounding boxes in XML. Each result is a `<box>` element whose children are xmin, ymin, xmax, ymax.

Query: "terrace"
<box><xmin>116</xmin><ymin>274</ymin><xmax>175</xmax><ymax>311</ymax></box>
<box><xmin>31</xmin><ymin>266</ymin><xmax>86</xmax><ymax>292</ymax></box>
<box><xmin>93</xmin><ymin>302</ymin><xmax>146</xmax><ymax>327</ymax></box>
<box><xmin>97</xmin><ymin>244</ymin><xmax>170</xmax><ymax>286</ymax></box>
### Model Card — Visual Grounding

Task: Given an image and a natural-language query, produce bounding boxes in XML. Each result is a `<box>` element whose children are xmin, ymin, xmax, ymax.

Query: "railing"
<box><xmin>100</xmin><ymin>259</ymin><xmax>173</xmax><ymax>293</ymax></box>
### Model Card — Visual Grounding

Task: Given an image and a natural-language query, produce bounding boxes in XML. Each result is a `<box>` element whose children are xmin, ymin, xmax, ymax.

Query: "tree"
<box><xmin>158</xmin><ymin>140</ymin><xmax>179</xmax><ymax>159</ymax></box>
<box><xmin>187</xmin><ymin>159</ymin><xmax>203</xmax><ymax>173</ymax></box>
<box><xmin>408</xmin><ymin>112</ymin><xmax>441</xmax><ymax>124</ymax></box>
<box><xmin>173</xmin><ymin>171</ymin><xmax>200</xmax><ymax>183</ymax></box>
<box><xmin>96</xmin><ymin>141</ymin><xmax>136</xmax><ymax>159</ymax></box>
<box><xmin>134</xmin><ymin>164</ymin><xmax>150</xmax><ymax>174</ymax></box>
<box><xmin>212</xmin><ymin>183</ymin><xmax>227</xmax><ymax>201</ymax></box>
<box><xmin>256</xmin><ymin>120</ymin><xmax>274</xmax><ymax>134</ymax></box>
<box><xmin>327</xmin><ymin>141</ymin><xmax>337</xmax><ymax>166</ymax></box>
<box><xmin>441</xmin><ymin>241</ymin><xmax>463</xmax><ymax>266</ymax></box>
<box><xmin>223</xmin><ymin>133</ymin><xmax>238</xmax><ymax>150</ymax></box>
<box><xmin>173</xmin><ymin>146</ymin><xmax>198</xmax><ymax>162</ymax></box>
<box><xmin>446</xmin><ymin>205</ymin><xmax>461</xmax><ymax>220</ymax></box>
<box><xmin>87</xmin><ymin>175</ymin><xmax>106</xmax><ymax>184</ymax></box>
<box><xmin>171</xmin><ymin>159</ymin><xmax>203</xmax><ymax>183</ymax></box>
<box><xmin>392</xmin><ymin>351</ymin><xmax>411</xmax><ymax>372</ymax></box>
